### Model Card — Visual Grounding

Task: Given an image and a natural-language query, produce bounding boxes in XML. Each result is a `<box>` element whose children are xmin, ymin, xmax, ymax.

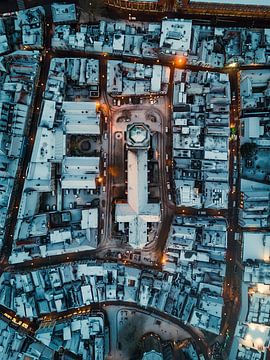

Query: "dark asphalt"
<box><xmin>0</xmin><ymin>0</ymin><xmax>18</xmax><ymax>13</ymax></box>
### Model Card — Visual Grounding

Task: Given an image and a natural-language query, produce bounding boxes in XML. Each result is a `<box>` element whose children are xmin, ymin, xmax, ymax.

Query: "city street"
<box><xmin>38</xmin><ymin>302</ymin><xmax>210</xmax><ymax>359</ymax></box>
<box><xmin>0</xmin><ymin>31</ymin><xmax>253</xmax><ymax>349</ymax></box>
<box><xmin>220</xmin><ymin>69</ymin><xmax>242</xmax><ymax>357</ymax></box>
<box><xmin>0</xmin><ymin>4</ymin><xmax>270</xmax><ymax>359</ymax></box>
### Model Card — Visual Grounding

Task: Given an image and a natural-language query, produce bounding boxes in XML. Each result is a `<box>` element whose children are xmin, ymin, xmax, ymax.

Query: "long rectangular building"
<box><xmin>115</xmin><ymin>148</ymin><xmax>160</xmax><ymax>248</ymax></box>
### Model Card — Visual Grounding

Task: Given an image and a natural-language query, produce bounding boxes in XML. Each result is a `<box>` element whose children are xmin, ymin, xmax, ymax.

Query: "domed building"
<box><xmin>115</xmin><ymin>123</ymin><xmax>160</xmax><ymax>248</ymax></box>
<box><xmin>141</xmin><ymin>333</ymin><xmax>164</xmax><ymax>360</ymax></box>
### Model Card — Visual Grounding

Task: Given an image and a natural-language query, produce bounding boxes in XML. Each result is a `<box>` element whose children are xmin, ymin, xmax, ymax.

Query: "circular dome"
<box><xmin>129</xmin><ymin>125</ymin><xmax>148</xmax><ymax>143</ymax></box>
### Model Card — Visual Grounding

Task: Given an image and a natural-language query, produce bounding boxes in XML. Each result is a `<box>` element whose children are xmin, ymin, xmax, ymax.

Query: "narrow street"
<box><xmin>1</xmin><ymin>29</ymin><xmax>52</xmax><ymax>265</ymax></box>
<box><xmin>221</xmin><ymin>69</ymin><xmax>242</xmax><ymax>357</ymax></box>
<box><xmin>39</xmin><ymin>301</ymin><xmax>211</xmax><ymax>359</ymax></box>
<box><xmin>0</xmin><ymin>5</ymin><xmax>269</xmax><ymax>359</ymax></box>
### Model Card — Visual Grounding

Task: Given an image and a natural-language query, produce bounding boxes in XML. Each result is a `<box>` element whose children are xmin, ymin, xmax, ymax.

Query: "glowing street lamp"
<box><xmin>97</xmin><ymin>176</ymin><xmax>103</xmax><ymax>184</ymax></box>
<box><xmin>177</xmin><ymin>56</ymin><xmax>187</xmax><ymax>66</ymax></box>
<box><xmin>227</xmin><ymin>62</ymin><xmax>238</xmax><ymax>68</ymax></box>
<box><xmin>161</xmin><ymin>254</ymin><xmax>167</xmax><ymax>265</ymax></box>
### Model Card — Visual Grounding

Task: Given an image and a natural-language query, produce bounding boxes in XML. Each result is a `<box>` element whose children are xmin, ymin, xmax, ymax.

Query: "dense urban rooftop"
<box><xmin>0</xmin><ymin>1</ymin><xmax>269</xmax><ymax>360</ymax></box>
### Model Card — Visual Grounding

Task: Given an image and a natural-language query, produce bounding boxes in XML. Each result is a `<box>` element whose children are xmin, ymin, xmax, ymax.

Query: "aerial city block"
<box><xmin>0</xmin><ymin>0</ymin><xmax>269</xmax><ymax>359</ymax></box>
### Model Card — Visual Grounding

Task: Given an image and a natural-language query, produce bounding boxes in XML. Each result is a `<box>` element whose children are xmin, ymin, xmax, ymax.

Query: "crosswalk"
<box><xmin>17</xmin><ymin>0</ymin><xmax>25</xmax><ymax>11</ymax></box>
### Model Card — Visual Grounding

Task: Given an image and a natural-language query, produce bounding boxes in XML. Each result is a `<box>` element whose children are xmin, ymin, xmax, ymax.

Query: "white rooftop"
<box><xmin>51</xmin><ymin>3</ymin><xmax>77</xmax><ymax>23</ymax></box>
<box><xmin>62</xmin><ymin>157</ymin><xmax>99</xmax><ymax>189</ymax></box>
<box><xmin>243</xmin><ymin>232</ymin><xmax>270</xmax><ymax>262</ymax></box>
<box><xmin>81</xmin><ymin>208</ymin><xmax>98</xmax><ymax>229</ymax></box>
<box><xmin>63</xmin><ymin>101</ymin><xmax>100</xmax><ymax>134</ymax></box>
<box><xmin>40</xmin><ymin>100</ymin><xmax>56</xmax><ymax>128</ymax></box>
<box><xmin>116</xmin><ymin>145</ymin><xmax>160</xmax><ymax>248</ymax></box>
<box><xmin>160</xmin><ymin>19</ymin><xmax>192</xmax><ymax>54</ymax></box>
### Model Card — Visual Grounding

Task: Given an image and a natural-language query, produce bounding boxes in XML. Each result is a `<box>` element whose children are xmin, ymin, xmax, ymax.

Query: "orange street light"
<box><xmin>161</xmin><ymin>254</ymin><xmax>167</xmax><ymax>265</ymax></box>
<box><xmin>177</xmin><ymin>56</ymin><xmax>187</xmax><ymax>66</ymax></box>
<box><xmin>97</xmin><ymin>176</ymin><xmax>103</xmax><ymax>184</ymax></box>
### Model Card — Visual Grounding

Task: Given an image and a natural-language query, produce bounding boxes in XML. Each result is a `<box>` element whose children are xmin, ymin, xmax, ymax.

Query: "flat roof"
<box><xmin>151</xmin><ymin>65</ymin><xmax>162</xmax><ymax>92</ymax></box>
<box><xmin>61</xmin><ymin>175</ymin><xmax>96</xmax><ymax>189</ymax></box>
<box><xmin>243</xmin><ymin>232</ymin><xmax>270</xmax><ymax>262</ymax></box>
<box><xmin>64</xmin><ymin>116</ymin><xmax>100</xmax><ymax>134</ymax></box>
<box><xmin>160</xmin><ymin>19</ymin><xmax>192</xmax><ymax>53</ymax></box>
<box><xmin>40</xmin><ymin>100</ymin><xmax>56</xmax><ymax>128</ymax></box>
<box><xmin>63</xmin><ymin>157</ymin><xmax>99</xmax><ymax>174</ymax></box>
<box><xmin>51</xmin><ymin>3</ymin><xmax>77</xmax><ymax>23</ymax></box>
<box><xmin>81</xmin><ymin>208</ymin><xmax>98</xmax><ymax>229</ymax></box>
